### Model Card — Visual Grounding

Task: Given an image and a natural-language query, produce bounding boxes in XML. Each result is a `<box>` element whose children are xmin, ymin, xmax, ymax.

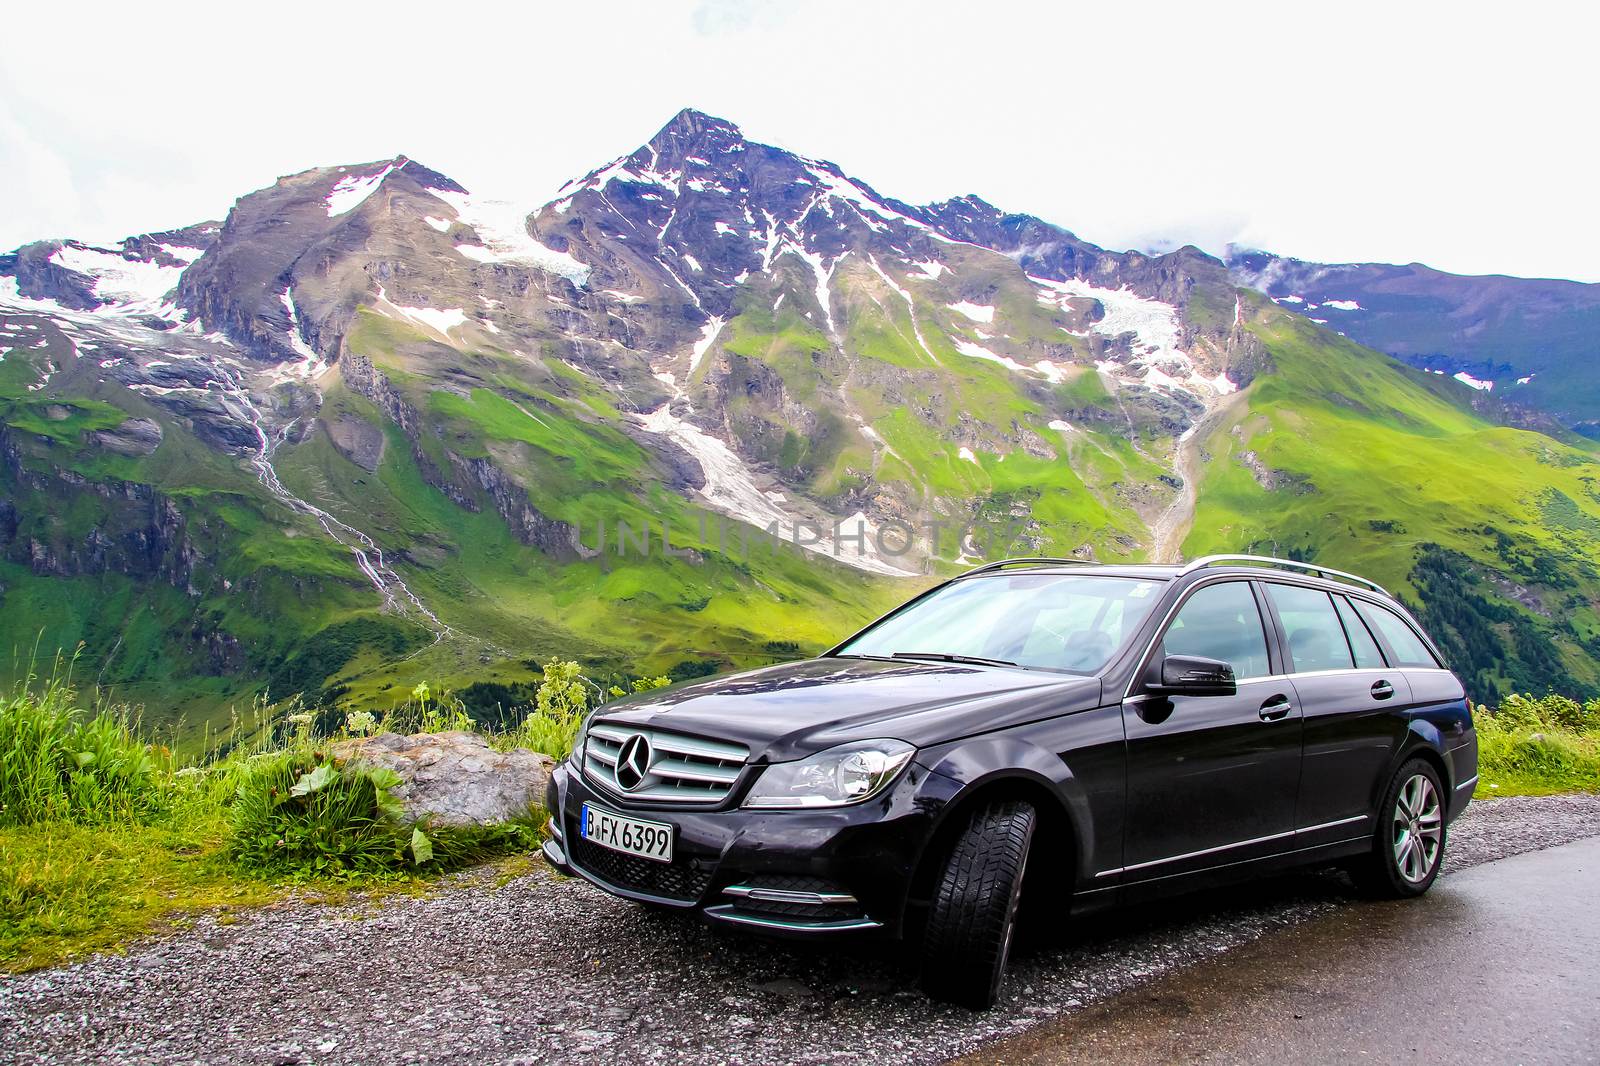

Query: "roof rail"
<box><xmin>1179</xmin><ymin>554</ymin><xmax>1388</xmax><ymax>595</ymax></box>
<box><xmin>963</xmin><ymin>557</ymin><xmax>1098</xmax><ymax>576</ymax></box>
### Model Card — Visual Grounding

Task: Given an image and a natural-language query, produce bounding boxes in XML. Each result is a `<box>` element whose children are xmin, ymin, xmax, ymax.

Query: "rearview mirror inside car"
<box><xmin>1152</xmin><ymin>654</ymin><xmax>1238</xmax><ymax>697</ymax></box>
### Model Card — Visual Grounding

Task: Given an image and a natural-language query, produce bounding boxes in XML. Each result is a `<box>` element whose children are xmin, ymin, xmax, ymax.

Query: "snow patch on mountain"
<box><xmin>953</xmin><ymin>338</ymin><xmax>1031</xmax><ymax>375</ymax></box>
<box><xmin>948</xmin><ymin>301</ymin><xmax>995</xmax><ymax>323</ymax></box>
<box><xmin>1322</xmin><ymin>299</ymin><xmax>1361</xmax><ymax>311</ymax></box>
<box><xmin>689</xmin><ymin>316</ymin><xmax>726</xmax><ymax>374</ymax></box>
<box><xmin>1030</xmin><ymin>276</ymin><xmax>1182</xmax><ymax>359</ymax></box>
<box><xmin>636</xmin><ymin>404</ymin><xmax>914</xmax><ymax>576</ymax></box>
<box><xmin>49</xmin><ymin>245</ymin><xmax>184</xmax><ymax>320</ymax></box>
<box><xmin>375</xmin><ymin>286</ymin><xmax>467</xmax><ymax>340</ymax></box>
<box><xmin>326</xmin><ymin>163</ymin><xmax>399</xmax><ymax>217</ymax></box>
<box><xmin>274</xmin><ymin>288</ymin><xmax>330</xmax><ymax>380</ymax></box>
<box><xmin>431</xmin><ymin>190</ymin><xmax>591</xmax><ymax>286</ymax></box>
<box><xmin>158</xmin><ymin>244</ymin><xmax>206</xmax><ymax>264</ymax></box>
<box><xmin>1454</xmin><ymin>371</ymin><xmax>1494</xmax><ymax>391</ymax></box>
<box><xmin>785</xmin><ymin>245</ymin><xmax>840</xmax><ymax>334</ymax></box>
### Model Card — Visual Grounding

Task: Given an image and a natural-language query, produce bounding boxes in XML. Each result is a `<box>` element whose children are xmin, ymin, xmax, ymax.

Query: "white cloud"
<box><xmin>1</xmin><ymin>0</ymin><xmax>1595</xmax><ymax>282</ymax></box>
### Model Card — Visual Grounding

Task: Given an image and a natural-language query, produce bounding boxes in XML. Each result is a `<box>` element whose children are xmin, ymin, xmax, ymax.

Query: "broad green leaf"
<box><xmin>366</xmin><ymin>767</ymin><xmax>403</xmax><ymax>790</ymax></box>
<box><xmin>71</xmin><ymin>750</ymin><xmax>96</xmax><ymax>768</ymax></box>
<box><xmin>375</xmin><ymin>789</ymin><xmax>406</xmax><ymax>821</ymax></box>
<box><xmin>410</xmin><ymin>827</ymin><xmax>433</xmax><ymax>866</ymax></box>
<box><xmin>289</xmin><ymin>763</ymin><xmax>337</xmax><ymax>798</ymax></box>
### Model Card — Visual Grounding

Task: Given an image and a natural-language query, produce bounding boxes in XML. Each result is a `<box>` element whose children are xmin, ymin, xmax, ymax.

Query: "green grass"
<box><xmin>1474</xmin><ymin>693</ymin><xmax>1600</xmax><ymax>797</ymax></box>
<box><xmin>0</xmin><ymin>667</ymin><xmax>582</xmax><ymax>972</ymax></box>
<box><xmin>0</xmin><ymin>811</ymin><xmax>280</xmax><ymax>972</ymax></box>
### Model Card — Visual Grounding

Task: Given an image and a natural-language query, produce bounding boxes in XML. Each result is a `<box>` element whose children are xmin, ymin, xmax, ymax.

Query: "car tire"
<box><xmin>919</xmin><ymin>799</ymin><xmax>1037</xmax><ymax>1009</ymax></box>
<box><xmin>1349</xmin><ymin>758</ymin><xmax>1447</xmax><ymax>898</ymax></box>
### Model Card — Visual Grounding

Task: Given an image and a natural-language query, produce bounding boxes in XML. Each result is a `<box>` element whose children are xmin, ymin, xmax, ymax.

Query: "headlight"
<box><xmin>743</xmin><ymin>740</ymin><xmax>916</xmax><ymax>809</ymax></box>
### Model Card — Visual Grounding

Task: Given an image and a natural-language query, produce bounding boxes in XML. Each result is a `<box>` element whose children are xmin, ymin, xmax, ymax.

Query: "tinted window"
<box><xmin>1267</xmin><ymin>584</ymin><xmax>1355</xmax><ymax>673</ymax></box>
<box><xmin>1334</xmin><ymin>595</ymin><xmax>1386</xmax><ymax>668</ymax></box>
<box><xmin>1355</xmin><ymin>601</ymin><xmax>1441</xmax><ymax>668</ymax></box>
<box><xmin>837</xmin><ymin>573</ymin><xmax>1164</xmax><ymax>672</ymax></box>
<box><xmin>1162</xmin><ymin>582</ymin><xmax>1270</xmax><ymax>679</ymax></box>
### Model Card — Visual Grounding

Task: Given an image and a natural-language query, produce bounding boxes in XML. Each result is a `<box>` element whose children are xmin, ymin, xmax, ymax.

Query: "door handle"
<box><xmin>1259</xmin><ymin>695</ymin><xmax>1293</xmax><ymax>722</ymax></box>
<box><xmin>1371</xmin><ymin>680</ymin><xmax>1395</xmax><ymax>701</ymax></box>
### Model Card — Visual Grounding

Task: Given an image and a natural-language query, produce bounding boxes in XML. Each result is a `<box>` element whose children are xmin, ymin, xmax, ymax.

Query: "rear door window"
<box><xmin>1333</xmin><ymin>595</ymin><xmax>1386</xmax><ymax>668</ymax></box>
<box><xmin>1265</xmin><ymin>584</ymin><xmax>1355</xmax><ymax>673</ymax></box>
<box><xmin>1354</xmin><ymin>601</ymin><xmax>1441</xmax><ymax>668</ymax></box>
<box><xmin>1161</xmin><ymin>581</ymin><xmax>1271</xmax><ymax>679</ymax></box>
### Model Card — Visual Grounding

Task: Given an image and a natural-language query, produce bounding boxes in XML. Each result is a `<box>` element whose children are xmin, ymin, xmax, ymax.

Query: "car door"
<box><xmin>1263</xmin><ymin>583</ymin><xmax>1413</xmax><ymax>846</ymax></box>
<box><xmin>1120</xmin><ymin>580</ymin><xmax>1303</xmax><ymax>882</ymax></box>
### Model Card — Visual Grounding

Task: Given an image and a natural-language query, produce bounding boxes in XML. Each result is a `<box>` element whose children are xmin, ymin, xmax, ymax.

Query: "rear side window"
<box><xmin>1354</xmin><ymin>601</ymin><xmax>1441</xmax><ymax>668</ymax></box>
<box><xmin>1334</xmin><ymin>595</ymin><xmax>1386</xmax><ymax>668</ymax></box>
<box><xmin>1162</xmin><ymin>581</ymin><xmax>1271</xmax><ymax>679</ymax></box>
<box><xmin>1266</xmin><ymin>584</ymin><xmax>1355</xmax><ymax>673</ymax></box>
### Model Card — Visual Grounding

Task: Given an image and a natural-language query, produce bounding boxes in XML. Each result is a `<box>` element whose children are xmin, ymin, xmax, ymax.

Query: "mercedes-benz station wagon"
<box><xmin>542</xmin><ymin>555</ymin><xmax>1478</xmax><ymax>1007</ymax></box>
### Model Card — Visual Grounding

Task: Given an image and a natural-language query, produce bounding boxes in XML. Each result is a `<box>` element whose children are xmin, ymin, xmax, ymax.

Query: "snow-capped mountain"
<box><xmin>3</xmin><ymin>109</ymin><xmax>1597</xmax><ymax>724</ymax></box>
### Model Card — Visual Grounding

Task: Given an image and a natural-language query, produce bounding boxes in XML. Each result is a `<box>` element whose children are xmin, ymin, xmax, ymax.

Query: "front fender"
<box><xmin>913</xmin><ymin>704</ymin><xmax>1125</xmax><ymax>886</ymax></box>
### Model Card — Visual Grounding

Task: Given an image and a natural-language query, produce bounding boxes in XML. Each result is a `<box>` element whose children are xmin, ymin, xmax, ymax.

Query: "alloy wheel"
<box><xmin>1392</xmin><ymin>773</ymin><xmax>1442</xmax><ymax>883</ymax></box>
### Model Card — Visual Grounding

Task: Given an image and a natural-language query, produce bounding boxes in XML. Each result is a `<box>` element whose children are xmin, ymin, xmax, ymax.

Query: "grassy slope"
<box><xmin>1186</xmin><ymin>298</ymin><xmax>1600</xmax><ymax>693</ymax></box>
<box><xmin>267</xmin><ymin>311</ymin><xmax>908</xmax><ymax>706</ymax></box>
<box><xmin>722</xmin><ymin>251</ymin><xmax>1158</xmax><ymax>563</ymax></box>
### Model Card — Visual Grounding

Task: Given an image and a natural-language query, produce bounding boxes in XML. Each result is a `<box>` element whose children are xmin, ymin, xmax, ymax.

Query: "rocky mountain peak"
<box><xmin>643</xmin><ymin>108</ymin><xmax>747</xmax><ymax>162</ymax></box>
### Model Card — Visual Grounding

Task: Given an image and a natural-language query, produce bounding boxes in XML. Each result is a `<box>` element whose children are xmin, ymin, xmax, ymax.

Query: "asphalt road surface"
<box><xmin>2</xmin><ymin>793</ymin><xmax>1598</xmax><ymax>1064</ymax></box>
<box><xmin>957</xmin><ymin>834</ymin><xmax>1600</xmax><ymax>1066</ymax></box>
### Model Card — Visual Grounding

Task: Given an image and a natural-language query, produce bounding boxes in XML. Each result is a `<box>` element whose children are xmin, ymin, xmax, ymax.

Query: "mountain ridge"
<box><xmin>3</xmin><ymin>108</ymin><xmax>1598</xmax><ymax>736</ymax></box>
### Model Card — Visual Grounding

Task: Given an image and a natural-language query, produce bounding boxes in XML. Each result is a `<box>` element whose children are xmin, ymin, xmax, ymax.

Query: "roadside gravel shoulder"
<box><xmin>2</xmin><ymin>793</ymin><xmax>1597</xmax><ymax>1066</ymax></box>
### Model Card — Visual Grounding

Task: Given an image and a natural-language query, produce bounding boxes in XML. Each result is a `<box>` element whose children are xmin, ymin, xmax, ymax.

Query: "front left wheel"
<box><xmin>919</xmin><ymin>799</ymin><xmax>1037</xmax><ymax>1009</ymax></box>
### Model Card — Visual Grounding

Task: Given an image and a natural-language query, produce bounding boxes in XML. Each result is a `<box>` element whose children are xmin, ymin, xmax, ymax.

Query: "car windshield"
<box><xmin>835</xmin><ymin>573</ymin><xmax>1165</xmax><ymax>673</ymax></box>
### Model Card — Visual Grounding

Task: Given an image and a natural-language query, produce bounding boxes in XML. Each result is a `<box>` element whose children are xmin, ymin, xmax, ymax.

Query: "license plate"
<box><xmin>580</xmin><ymin>804</ymin><xmax>674</xmax><ymax>863</ymax></box>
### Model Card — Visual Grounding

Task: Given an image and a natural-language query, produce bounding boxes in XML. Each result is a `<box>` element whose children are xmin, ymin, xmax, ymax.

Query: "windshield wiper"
<box><xmin>891</xmin><ymin>651</ymin><xmax>1019</xmax><ymax>668</ymax></box>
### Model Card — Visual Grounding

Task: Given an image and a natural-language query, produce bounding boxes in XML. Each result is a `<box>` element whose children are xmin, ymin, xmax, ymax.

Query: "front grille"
<box><xmin>567</xmin><ymin>833</ymin><xmax>713</xmax><ymax>902</ymax></box>
<box><xmin>583</xmin><ymin>721</ymin><xmax>748</xmax><ymax>804</ymax></box>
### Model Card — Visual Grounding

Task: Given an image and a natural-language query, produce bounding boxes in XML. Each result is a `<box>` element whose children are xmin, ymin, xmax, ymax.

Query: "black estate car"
<box><xmin>542</xmin><ymin>555</ymin><xmax>1478</xmax><ymax>1007</ymax></box>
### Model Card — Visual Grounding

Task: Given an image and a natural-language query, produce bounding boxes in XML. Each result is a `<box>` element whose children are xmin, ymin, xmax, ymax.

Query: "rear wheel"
<box><xmin>919</xmin><ymin>799</ymin><xmax>1037</xmax><ymax>1009</ymax></box>
<box><xmin>1349</xmin><ymin>758</ymin><xmax>1446</xmax><ymax>898</ymax></box>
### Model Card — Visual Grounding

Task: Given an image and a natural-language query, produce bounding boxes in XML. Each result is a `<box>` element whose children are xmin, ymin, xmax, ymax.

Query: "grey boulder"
<box><xmin>329</xmin><ymin>730</ymin><xmax>553</xmax><ymax>827</ymax></box>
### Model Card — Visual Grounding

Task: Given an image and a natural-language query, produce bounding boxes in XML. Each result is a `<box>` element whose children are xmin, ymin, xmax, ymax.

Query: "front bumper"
<box><xmin>542</xmin><ymin>758</ymin><xmax>952</xmax><ymax>937</ymax></box>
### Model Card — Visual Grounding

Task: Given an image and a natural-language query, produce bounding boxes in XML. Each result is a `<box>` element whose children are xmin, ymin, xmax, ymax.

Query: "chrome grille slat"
<box><xmin>649</xmin><ymin>756</ymin><xmax>741</xmax><ymax>784</ymax></box>
<box><xmin>581</xmin><ymin>720</ymin><xmax>749</xmax><ymax>804</ymax></box>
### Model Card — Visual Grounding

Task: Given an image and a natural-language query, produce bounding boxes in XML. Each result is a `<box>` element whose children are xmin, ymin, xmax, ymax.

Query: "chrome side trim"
<box><xmin>703</xmin><ymin>905</ymin><xmax>882</xmax><ymax>933</ymax></box>
<box><xmin>1095</xmin><ymin>829</ymin><xmax>1296</xmax><ymax>878</ymax></box>
<box><xmin>1297</xmin><ymin>814</ymin><xmax>1368</xmax><ymax>833</ymax></box>
<box><xmin>722</xmin><ymin>884</ymin><xmax>859</xmax><ymax>906</ymax></box>
<box><xmin>1454</xmin><ymin>774</ymin><xmax>1480</xmax><ymax>793</ymax></box>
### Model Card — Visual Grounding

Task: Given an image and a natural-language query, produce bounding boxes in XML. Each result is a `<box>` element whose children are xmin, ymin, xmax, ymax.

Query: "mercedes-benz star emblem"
<box><xmin>615</xmin><ymin>734</ymin><xmax>653</xmax><ymax>791</ymax></box>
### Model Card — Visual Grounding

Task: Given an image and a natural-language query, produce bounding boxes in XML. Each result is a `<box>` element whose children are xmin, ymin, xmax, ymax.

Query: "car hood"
<box><xmin>592</xmin><ymin>657</ymin><xmax>1102</xmax><ymax>761</ymax></box>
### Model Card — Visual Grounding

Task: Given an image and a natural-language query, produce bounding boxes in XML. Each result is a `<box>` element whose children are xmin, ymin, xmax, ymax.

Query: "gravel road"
<box><xmin>3</xmin><ymin>793</ymin><xmax>1598</xmax><ymax>1066</ymax></box>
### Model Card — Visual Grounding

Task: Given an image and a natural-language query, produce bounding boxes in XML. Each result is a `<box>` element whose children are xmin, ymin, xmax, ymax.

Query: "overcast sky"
<box><xmin>4</xmin><ymin>0</ymin><xmax>1595</xmax><ymax>281</ymax></box>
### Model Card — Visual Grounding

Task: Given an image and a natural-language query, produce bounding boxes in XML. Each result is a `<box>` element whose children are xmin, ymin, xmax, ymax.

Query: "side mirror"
<box><xmin>1151</xmin><ymin>654</ymin><xmax>1237</xmax><ymax>697</ymax></box>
